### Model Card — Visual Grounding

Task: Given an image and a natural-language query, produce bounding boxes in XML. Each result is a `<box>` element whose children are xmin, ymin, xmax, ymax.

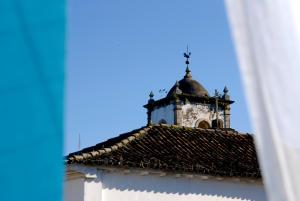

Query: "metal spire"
<box><xmin>183</xmin><ymin>45</ymin><xmax>191</xmax><ymax>67</ymax></box>
<box><xmin>183</xmin><ymin>45</ymin><xmax>192</xmax><ymax>78</ymax></box>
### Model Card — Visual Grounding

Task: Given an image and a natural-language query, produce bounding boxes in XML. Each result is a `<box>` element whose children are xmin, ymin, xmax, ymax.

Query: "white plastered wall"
<box><xmin>64</xmin><ymin>166</ymin><xmax>102</xmax><ymax>201</ymax></box>
<box><xmin>65</xmin><ymin>165</ymin><xmax>267</xmax><ymax>201</ymax></box>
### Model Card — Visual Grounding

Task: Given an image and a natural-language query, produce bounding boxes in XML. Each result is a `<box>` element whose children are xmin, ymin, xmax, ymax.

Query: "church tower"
<box><xmin>144</xmin><ymin>48</ymin><xmax>234</xmax><ymax>129</ymax></box>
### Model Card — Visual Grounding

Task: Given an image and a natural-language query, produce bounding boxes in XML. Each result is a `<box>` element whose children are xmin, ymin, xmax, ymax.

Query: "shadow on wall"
<box><xmin>97</xmin><ymin>171</ymin><xmax>266</xmax><ymax>200</ymax></box>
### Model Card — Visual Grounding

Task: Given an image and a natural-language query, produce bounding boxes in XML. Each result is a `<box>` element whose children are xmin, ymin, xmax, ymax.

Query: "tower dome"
<box><xmin>166</xmin><ymin>67</ymin><xmax>209</xmax><ymax>97</ymax></box>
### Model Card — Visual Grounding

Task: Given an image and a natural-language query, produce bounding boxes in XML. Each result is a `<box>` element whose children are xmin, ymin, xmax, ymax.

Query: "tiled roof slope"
<box><xmin>67</xmin><ymin>125</ymin><xmax>260</xmax><ymax>178</ymax></box>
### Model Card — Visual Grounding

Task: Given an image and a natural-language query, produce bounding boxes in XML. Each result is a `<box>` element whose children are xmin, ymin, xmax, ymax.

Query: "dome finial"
<box><xmin>185</xmin><ymin>66</ymin><xmax>191</xmax><ymax>73</ymax></box>
<box><xmin>149</xmin><ymin>91</ymin><xmax>154</xmax><ymax>99</ymax></box>
<box><xmin>222</xmin><ymin>86</ymin><xmax>230</xmax><ymax>100</ymax></box>
<box><xmin>148</xmin><ymin>91</ymin><xmax>155</xmax><ymax>104</ymax></box>
<box><xmin>183</xmin><ymin>45</ymin><xmax>192</xmax><ymax>78</ymax></box>
<box><xmin>223</xmin><ymin>86</ymin><xmax>228</xmax><ymax>94</ymax></box>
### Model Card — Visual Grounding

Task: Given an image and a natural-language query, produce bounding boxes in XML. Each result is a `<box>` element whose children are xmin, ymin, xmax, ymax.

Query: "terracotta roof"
<box><xmin>67</xmin><ymin>125</ymin><xmax>260</xmax><ymax>178</ymax></box>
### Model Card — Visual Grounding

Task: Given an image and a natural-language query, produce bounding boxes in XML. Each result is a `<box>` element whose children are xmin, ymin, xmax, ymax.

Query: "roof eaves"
<box><xmin>67</xmin><ymin>126</ymin><xmax>152</xmax><ymax>164</ymax></box>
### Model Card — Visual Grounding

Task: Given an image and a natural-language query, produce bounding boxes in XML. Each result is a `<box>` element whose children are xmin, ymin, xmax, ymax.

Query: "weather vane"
<box><xmin>183</xmin><ymin>45</ymin><xmax>191</xmax><ymax>66</ymax></box>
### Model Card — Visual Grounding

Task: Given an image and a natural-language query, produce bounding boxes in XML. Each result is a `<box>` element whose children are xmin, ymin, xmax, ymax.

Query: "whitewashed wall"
<box><xmin>102</xmin><ymin>171</ymin><xmax>265</xmax><ymax>201</ymax></box>
<box><xmin>151</xmin><ymin>104</ymin><xmax>174</xmax><ymax>124</ymax></box>
<box><xmin>65</xmin><ymin>165</ymin><xmax>267</xmax><ymax>201</ymax></box>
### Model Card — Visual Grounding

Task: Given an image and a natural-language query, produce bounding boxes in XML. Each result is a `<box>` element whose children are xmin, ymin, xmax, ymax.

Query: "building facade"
<box><xmin>65</xmin><ymin>52</ymin><xmax>266</xmax><ymax>201</ymax></box>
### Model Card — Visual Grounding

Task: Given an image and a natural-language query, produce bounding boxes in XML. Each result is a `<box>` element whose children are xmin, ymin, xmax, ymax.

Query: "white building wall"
<box><xmin>102</xmin><ymin>171</ymin><xmax>266</xmax><ymax>201</ymax></box>
<box><xmin>84</xmin><ymin>177</ymin><xmax>102</xmax><ymax>201</ymax></box>
<box><xmin>65</xmin><ymin>165</ymin><xmax>267</xmax><ymax>201</ymax></box>
<box><xmin>151</xmin><ymin>104</ymin><xmax>174</xmax><ymax>124</ymax></box>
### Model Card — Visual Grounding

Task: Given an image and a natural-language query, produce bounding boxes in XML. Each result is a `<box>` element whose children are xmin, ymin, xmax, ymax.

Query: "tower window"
<box><xmin>198</xmin><ymin>121</ymin><xmax>210</xmax><ymax>129</ymax></box>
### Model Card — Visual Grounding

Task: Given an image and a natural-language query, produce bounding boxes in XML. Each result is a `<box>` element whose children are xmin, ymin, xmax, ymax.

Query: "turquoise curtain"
<box><xmin>0</xmin><ymin>0</ymin><xmax>65</xmax><ymax>200</ymax></box>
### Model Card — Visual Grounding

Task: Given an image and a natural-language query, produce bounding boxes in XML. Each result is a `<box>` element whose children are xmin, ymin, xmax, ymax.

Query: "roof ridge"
<box><xmin>151</xmin><ymin>124</ymin><xmax>251</xmax><ymax>135</ymax></box>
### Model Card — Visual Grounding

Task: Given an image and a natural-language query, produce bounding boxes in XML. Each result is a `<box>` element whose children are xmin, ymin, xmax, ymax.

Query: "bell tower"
<box><xmin>144</xmin><ymin>48</ymin><xmax>234</xmax><ymax>129</ymax></box>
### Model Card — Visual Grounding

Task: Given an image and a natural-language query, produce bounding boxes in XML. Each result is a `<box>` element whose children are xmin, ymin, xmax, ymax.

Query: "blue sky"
<box><xmin>65</xmin><ymin>0</ymin><xmax>252</xmax><ymax>154</ymax></box>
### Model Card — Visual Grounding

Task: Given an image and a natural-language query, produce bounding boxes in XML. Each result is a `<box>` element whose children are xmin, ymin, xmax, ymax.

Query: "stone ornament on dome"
<box><xmin>175</xmin><ymin>80</ymin><xmax>182</xmax><ymax>95</ymax></box>
<box><xmin>149</xmin><ymin>91</ymin><xmax>154</xmax><ymax>99</ymax></box>
<box><xmin>148</xmin><ymin>91</ymin><xmax>155</xmax><ymax>104</ymax></box>
<box><xmin>223</xmin><ymin>86</ymin><xmax>230</xmax><ymax>100</ymax></box>
<box><xmin>223</xmin><ymin>86</ymin><xmax>228</xmax><ymax>94</ymax></box>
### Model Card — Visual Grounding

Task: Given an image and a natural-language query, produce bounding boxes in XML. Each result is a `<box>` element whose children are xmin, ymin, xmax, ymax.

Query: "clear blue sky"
<box><xmin>65</xmin><ymin>0</ymin><xmax>252</xmax><ymax>154</ymax></box>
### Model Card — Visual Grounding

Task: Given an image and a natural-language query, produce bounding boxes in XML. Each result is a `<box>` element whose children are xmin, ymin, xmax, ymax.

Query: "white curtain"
<box><xmin>225</xmin><ymin>1</ymin><xmax>300</xmax><ymax>201</ymax></box>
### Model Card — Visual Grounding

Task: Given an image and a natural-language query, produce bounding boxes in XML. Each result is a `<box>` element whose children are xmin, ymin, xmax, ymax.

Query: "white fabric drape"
<box><xmin>225</xmin><ymin>1</ymin><xmax>300</xmax><ymax>201</ymax></box>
